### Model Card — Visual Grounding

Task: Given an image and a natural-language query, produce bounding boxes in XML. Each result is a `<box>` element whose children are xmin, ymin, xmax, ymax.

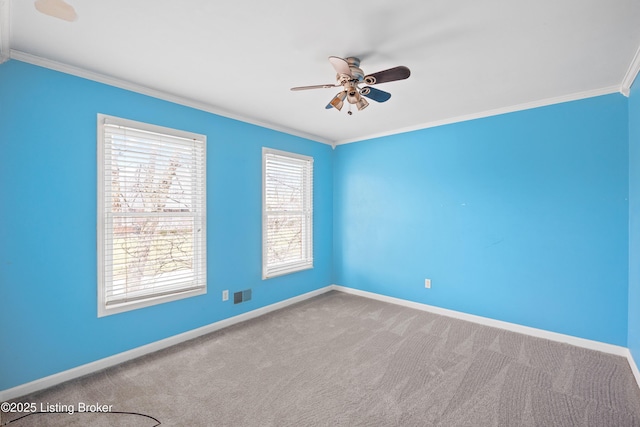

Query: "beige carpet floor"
<box><xmin>4</xmin><ymin>291</ymin><xmax>640</xmax><ymax>426</ymax></box>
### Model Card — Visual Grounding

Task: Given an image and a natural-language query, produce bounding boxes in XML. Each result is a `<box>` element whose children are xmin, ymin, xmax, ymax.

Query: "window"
<box><xmin>97</xmin><ymin>114</ymin><xmax>206</xmax><ymax>316</ymax></box>
<box><xmin>262</xmin><ymin>148</ymin><xmax>313</xmax><ymax>279</ymax></box>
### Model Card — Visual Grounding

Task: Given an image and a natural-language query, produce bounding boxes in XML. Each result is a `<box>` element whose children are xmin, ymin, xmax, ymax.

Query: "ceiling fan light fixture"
<box><xmin>329</xmin><ymin>91</ymin><xmax>347</xmax><ymax>111</ymax></box>
<box><xmin>347</xmin><ymin>90</ymin><xmax>359</xmax><ymax>104</ymax></box>
<box><xmin>356</xmin><ymin>97</ymin><xmax>369</xmax><ymax>111</ymax></box>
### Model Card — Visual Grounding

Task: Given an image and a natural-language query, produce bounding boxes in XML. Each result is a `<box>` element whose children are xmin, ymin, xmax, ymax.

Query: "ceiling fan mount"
<box><xmin>338</xmin><ymin>57</ymin><xmax>364</xmax><ymax>82</ymax></box>
<box><xmin>291</xmin><ymin>56</ymin><xmax>411</xmax><ymax>115</ymax></box>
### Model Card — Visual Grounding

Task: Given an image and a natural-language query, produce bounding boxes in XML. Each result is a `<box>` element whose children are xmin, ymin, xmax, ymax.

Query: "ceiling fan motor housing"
<box><xmin>345</xmin><ymin>57</ymin><xmax>364</xmax><ymax>82</ymax></box>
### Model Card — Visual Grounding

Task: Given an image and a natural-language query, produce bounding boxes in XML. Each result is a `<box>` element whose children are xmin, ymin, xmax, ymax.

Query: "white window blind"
<box><xmin>262</xmin><ymin>148</ymin><xmax>313</xmax><ymax>279</ymax></box>
<box><xmin>97</xmin><ymin>114</ymin><xmax>206</xmax><ymax>316</ymax></box>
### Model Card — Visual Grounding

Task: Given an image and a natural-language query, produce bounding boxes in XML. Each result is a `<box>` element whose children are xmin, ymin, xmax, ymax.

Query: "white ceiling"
<box><xmin>3</xmin><ymin>0</ymin><xmax>640</xmax><ymax>145</ymax></box>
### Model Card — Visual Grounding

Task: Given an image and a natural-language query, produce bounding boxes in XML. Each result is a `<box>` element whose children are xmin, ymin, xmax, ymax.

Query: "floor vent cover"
<box><xmin>234</xmin><ymin>289</ymin><xmax>252</xmax><ymax>304</ymax></box>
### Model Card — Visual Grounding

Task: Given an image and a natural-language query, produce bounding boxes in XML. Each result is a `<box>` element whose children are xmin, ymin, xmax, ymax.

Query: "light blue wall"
<box><xmin>629</xmin><ymin>80</ymin><xmax>640</xmax><ymax>360</ymax></box>
<box><xmin>0</xmin><ymin>60</ymin><xmax>333</xmax><ymax>390</ymax></box>
<box><xmin>0</xmin><ymin>57</ymin><xmax>634</xmax><ymax>393</ymax></box>
<box><xmin>333</xmin><ymin>94</ymin><xmax>629</xmax><ymax>346</ymax></box>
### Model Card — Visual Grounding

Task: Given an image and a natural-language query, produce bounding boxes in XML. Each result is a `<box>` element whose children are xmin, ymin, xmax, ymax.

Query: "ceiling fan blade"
<box><xmin>35</xmin><ymin>0</ymin><xmax>78</xmax><ymax>22</ymax></box>
<box><xmin>363</xmin><ymin>66</ymin><xmax>411</xmax><ymax>85</ymax></box>
<box><xmin>326</xmin><ymin>91</ymin><xmax>347</xmax><ymax>110</ymax></box>
<box><xmin>361</xmin><ymin>86</ymin><xmax>391</xmax><ymax>103</ymax></box>
<box><xmin>291</xmin><ymin>83</ymin><xmax>340</xmax><ymax>91</ymax></box>
<box><xmin>328</xmin><ymin>56</ymin><xmax>352</xmax><ymax>77</ymax></box>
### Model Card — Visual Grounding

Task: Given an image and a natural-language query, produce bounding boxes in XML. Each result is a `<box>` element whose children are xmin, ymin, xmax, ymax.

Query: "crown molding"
<box><xmin>9</xmin><ymin>50</ymin><xmax>332</xmax><ymax>146</ymax></box>
<box><xmin>621</xmin><ymin>44</ymin><xmax>640</xmax><ymax>97</ymax></box>
<box><xmin>334</xmin><ymin>85</ymin><xmax>621</xmax><ymax>146</ymax></box>
<box><xmin>0</xmin><ymin>0</ymin><xmax>10</xmax><ymax>64</ymax></box>
<box><xmin>8</xmin><ymin>49</ymin><xmax>630</xmax><ymax>147</ymax></box>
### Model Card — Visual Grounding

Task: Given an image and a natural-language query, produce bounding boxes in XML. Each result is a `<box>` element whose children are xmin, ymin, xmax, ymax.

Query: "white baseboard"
<box><xmin>331</xmin><ymin>285</ymin><xmax>629</xmax><ymax>357</ymax></box>
<box><xmin>0</xmin><ymin>286</ymin><xmax>334</xmax><ymax>402</ymax></box>
<box><xmin>625</xmin><ymin>349</ymin><xmax>640</xmax><ymax>390</ymax></box>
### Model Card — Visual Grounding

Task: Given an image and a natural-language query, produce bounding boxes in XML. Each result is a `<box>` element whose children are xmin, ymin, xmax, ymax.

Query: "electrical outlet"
<box><xmin>425</xmin><ymin>279</ymin><xmax>431</xmax><ymax>289</ymax></box>
<box><xmin>222</xmin><ymin>290</ymin><xmax>229</xmax><ymax>301</ymax></box>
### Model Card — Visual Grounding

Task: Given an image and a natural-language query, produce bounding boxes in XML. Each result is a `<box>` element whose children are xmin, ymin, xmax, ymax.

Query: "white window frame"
<box><xmin>262</xmin><ymin>148</ymin><xmax>313</xmax><ymax>279</ymax></box>
<box><xmin>97</xmin><ymin>114</ymin><xmax>207</xmax><ymax>316</ymax></box>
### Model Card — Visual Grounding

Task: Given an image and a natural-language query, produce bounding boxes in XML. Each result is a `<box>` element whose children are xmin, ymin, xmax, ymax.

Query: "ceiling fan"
<box><xmin>291</xmin><ymin>56</ymin><xmax>411</xmax><ymax>115</ymax></box>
